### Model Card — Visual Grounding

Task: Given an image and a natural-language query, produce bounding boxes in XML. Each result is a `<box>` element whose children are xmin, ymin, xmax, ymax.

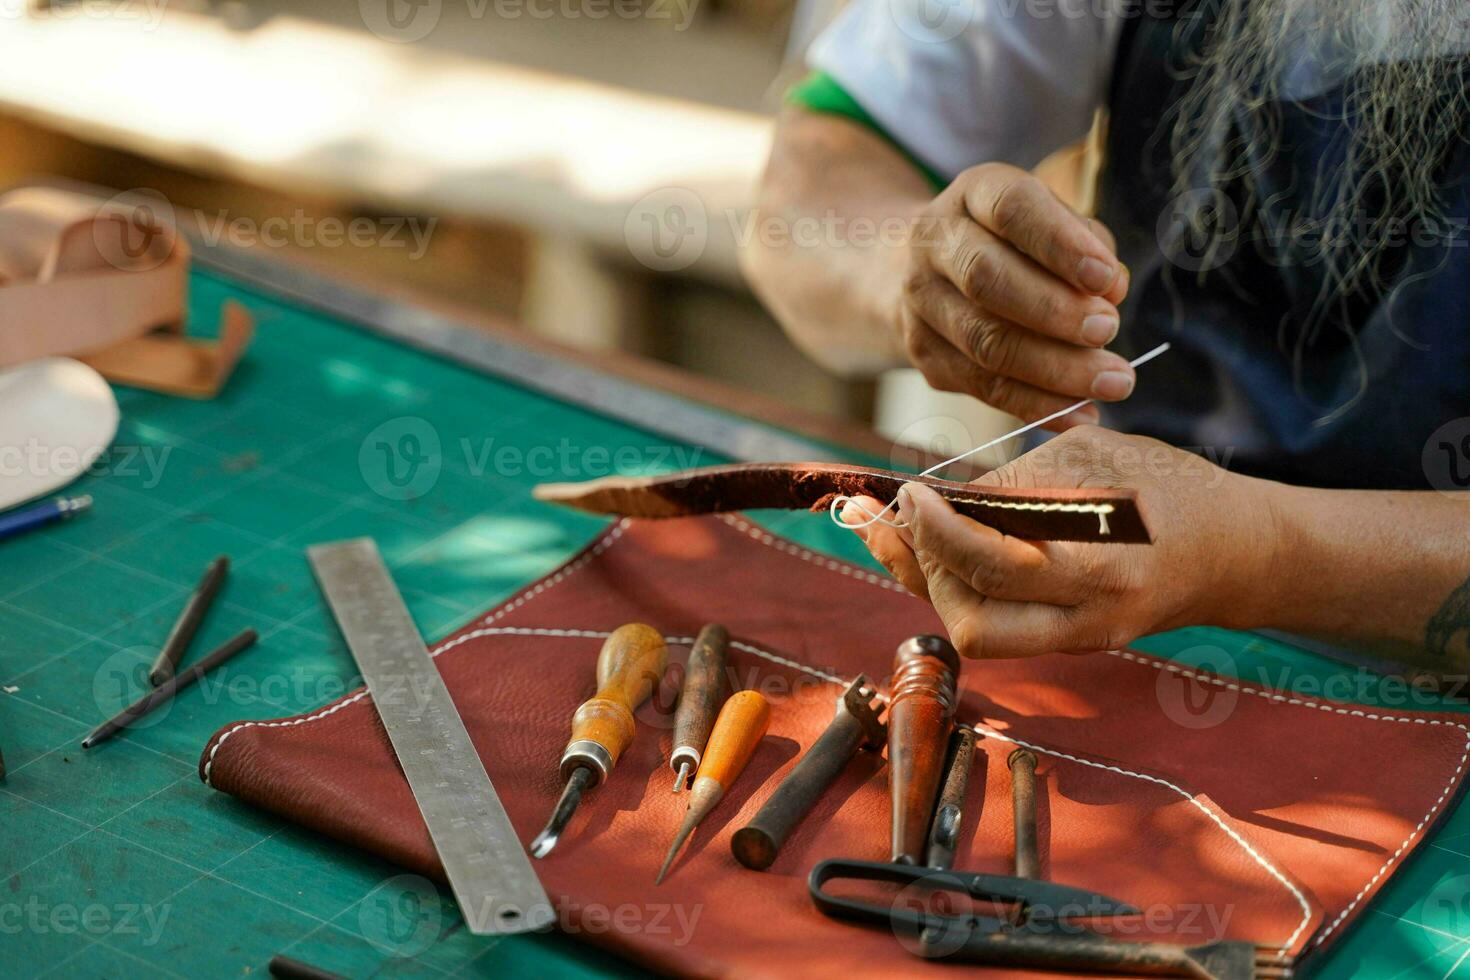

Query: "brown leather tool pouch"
<box><xmin>202</xmin><ymin>516</ymin><xmax>1470</xmax><ymax>977</ymax></box>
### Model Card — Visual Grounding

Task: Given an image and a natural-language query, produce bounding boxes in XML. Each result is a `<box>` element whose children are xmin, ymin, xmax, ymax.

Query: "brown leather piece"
<box><xmin>201</xmin><ymin>516</ymin><xmax>1468</xmax><ymax>978</ymax></box>
<box><xmin>534</xmin><ymin>462</ymin><xmax>1151</xmax><ymax>543</ymax></box>
<box><xmin>0</xmin><ymin>186</ymin><xmax>254</xmax><ymax>397</ymax></box>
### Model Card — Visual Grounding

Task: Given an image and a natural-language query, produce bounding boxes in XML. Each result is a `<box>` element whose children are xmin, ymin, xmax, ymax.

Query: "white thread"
<box><xmin>832</xmin><ymin>341</ymin><xmax>1170</xmax><ymax>532</ymax></box>
<box><xmin>832</xmin><ymin>494</ymin><xmax>1114</xmax><ymax>535</ymax></box>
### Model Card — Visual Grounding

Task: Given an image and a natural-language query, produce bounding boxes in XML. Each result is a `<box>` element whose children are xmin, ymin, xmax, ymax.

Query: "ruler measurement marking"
<box><xmin>309</xmin><ymin>538</ymin><xmax>553</xmax><ymax>934</ymax></box>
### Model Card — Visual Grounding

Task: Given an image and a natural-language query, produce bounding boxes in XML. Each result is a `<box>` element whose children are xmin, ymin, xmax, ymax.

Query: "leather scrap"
<box><xmin>534</xmin><ymin>462</ymin><xmax>1150</xmax><ymax>543</ymax></box>
<box><xmin>0</xmin><ymin>185</ymin><xmax>253</xmax><ymax>398</ymax></box>
<box><xmin>201</xmin><ymin>515</ymin><xmax>1469</xmax><ymax>978</ymax></box>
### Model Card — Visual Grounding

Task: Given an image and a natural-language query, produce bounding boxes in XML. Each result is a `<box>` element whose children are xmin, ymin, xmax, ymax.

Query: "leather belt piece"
<box><xmin>0</xmin><ymin>185</ymin><xmax>252</xmax><ymax>398</ymax></box>
<box><xmin>534</xmin><ymin>462</ymin><xmax>1151</xmax><ymax>543</ymax></box>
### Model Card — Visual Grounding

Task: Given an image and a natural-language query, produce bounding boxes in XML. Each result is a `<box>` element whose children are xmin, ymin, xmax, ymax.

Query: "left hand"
<box><xmin>843</xmin><ymin>427</ymin><xmax>1282</xmax><ymax>658</ymax></box>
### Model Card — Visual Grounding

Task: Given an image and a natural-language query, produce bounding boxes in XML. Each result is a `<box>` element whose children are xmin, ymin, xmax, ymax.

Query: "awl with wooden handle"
<box><xmin>656</xmin><ymin>689</ymin><xmax>770</xmax><ymax>884</ymax></box>
<box><xmin>670</xmin><ymin>624</ymin><xmax>729</xmax><ymax>793</ymax></box>
<box><xmin>530</xmin><ymin>623</ymin><xmax>668</xmax><ymax>858</ymax></box>
<box><xmin>888</xmin><ymin>634</ymin><xmax>961</xmax><ymax>864</ymax></box>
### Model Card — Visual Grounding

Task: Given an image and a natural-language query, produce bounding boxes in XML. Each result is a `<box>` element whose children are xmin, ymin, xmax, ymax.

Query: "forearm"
<box><xmin>740</xmin><ymin>108</ymin><xmax>931</xmax><ymax>376</ymax></box>
<box><xmin>1240</xmin><ymin>482</ymin><xmax>1470</xmax><ymax>672</ymax></box>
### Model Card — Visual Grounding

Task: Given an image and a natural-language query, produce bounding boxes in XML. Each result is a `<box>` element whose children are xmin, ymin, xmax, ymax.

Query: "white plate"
<box><xmin>0</xmin><ymin>357</ymin><xmax>120</xmax><ymax>512</ymax></box>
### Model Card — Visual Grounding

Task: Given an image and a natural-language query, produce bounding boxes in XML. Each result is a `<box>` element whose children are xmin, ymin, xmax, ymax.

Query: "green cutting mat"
<box><xmin>2</xmin><ymin>266</ymin><xmax>1468</xmax><ymax>979</ymax></box>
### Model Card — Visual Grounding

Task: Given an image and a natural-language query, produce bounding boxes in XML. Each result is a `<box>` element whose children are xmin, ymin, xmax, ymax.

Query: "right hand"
<box><xmin>895</xmin><ymin>162</ymin><xmax>1135</xmax><ymax>428</ymax></box>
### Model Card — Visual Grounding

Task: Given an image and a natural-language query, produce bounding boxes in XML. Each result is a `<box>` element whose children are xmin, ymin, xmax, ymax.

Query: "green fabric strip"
<box><xmin>785</xmin><ymin>70</ymin><xmax>946</xmax><ymax>191</ymax></box>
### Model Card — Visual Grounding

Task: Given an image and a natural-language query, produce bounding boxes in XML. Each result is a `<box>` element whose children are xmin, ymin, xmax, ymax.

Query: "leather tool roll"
<box><xmin>534</xmin><ymin>462</ymin><xmax>1151</xmax><ymax>543</ymax></box>
<box><xmin>202</xmin><ymin>515</ymin><xmax>1470</xmax><ymax>978</ymax></box>
<box><xmin>0</xmin><ymin>185</ymin><xmax>252</xmax><ymax>398</ymax></box>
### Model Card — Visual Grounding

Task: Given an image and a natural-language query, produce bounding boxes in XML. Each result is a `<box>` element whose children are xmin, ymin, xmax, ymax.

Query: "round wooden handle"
<box><xmin>595</xmin><ymin>622</ymin><xmax>668</xmax><ymax>708</ymax></box>
<box><xmin>695</xmin><ymin>690</ymin><xmax>771</xmax><ymax>789</ymax></box>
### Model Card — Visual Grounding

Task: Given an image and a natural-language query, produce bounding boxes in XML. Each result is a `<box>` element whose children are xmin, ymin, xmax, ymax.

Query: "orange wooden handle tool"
<box><xmin>561</xmin><ymin>623</ymin><xmax>668</xmax><ymax>780</ymax></box>
<box><xmin>695</xmin><ymin>690</ymin><xmax>771</xmax><ymax>790</ymax></box>
<box><xmin>656</xmin><ymin>689</ymin><xmax>772</xmax><ymax>884</ymax></box>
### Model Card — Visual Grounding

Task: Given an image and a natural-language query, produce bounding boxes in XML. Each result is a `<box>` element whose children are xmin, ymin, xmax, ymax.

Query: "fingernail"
<box><xmin>1092</xmin><ymin>370</ymin><xmax>1135</xmax><ymax>400</ymax></box>
<box><xmin>1081</xmin><ymin>314</ymin><xmax>1118</xmax><ymax>347</ymax></box>
<box><xmin>1077</xmin><ymin>256</ymin><xmax>1117</xmax><ymax>293</ymax></box>
<box><xmin>840</xmin><ymin>500</ymin><xmax>868</xmax><ymax>537</ymax></box>
<box><xmin>895</xmin><ymin>485</ymin><xmax>916</xmax><ymax>522</ymax></box>
<box><xmin>1066</xmin><ymin>406</ymin><xmax>1100</xmax><ymax>427</ymax></box>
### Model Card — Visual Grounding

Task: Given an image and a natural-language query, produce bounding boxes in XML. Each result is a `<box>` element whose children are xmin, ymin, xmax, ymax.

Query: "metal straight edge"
<box><xmin>308</xmin><ymin>537</ymin><xmax>553</xmax><ymax>935</ymax></box>
<box><xmin>190</xmin><ymin>239</ymin><xmax>843</xmax><ymax>465</ymax></box>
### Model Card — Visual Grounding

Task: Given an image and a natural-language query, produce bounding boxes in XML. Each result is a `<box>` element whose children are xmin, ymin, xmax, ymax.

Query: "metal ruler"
<box><xmin>308</xmin><ymin>538</ymin><xmax>553</xmax><ymax>934</ymax></box>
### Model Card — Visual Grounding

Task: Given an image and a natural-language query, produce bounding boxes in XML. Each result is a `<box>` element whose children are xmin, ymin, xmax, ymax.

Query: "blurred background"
<box><xmin>0</xmin><ymin>0</ymin><xmax>1047</xmax><ymax>450</ymax></box>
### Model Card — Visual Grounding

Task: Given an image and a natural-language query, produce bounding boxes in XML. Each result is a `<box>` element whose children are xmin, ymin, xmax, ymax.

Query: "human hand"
<box><xmin>895</xmin><ymin>163</ymin><xmax>1135</xmax><ymax>428</ymax></box>
<box><xmin>843</xmin><ymin>428</ymin><xmax>1281</xmax><ymax>657</ymax></box>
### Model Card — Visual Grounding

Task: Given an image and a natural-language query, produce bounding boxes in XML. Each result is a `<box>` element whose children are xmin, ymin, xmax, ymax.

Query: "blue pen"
<box><xmin>0</xmin><ymin>495</ymin><xmax>93</xmax><ymax>542</ymax></box>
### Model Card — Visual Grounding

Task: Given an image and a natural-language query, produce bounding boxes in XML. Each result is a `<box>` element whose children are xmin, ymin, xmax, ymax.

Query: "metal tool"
<box><xmin>308</xmin><ymin>538</ymin><xmax>552</xmax><ymax>934</ymax></box>
<box><xmin>670</xmin><ymin>623</ymin><xmax>729</xmax><ymax>793</ymax></box>
<box><xmin>531</xmin><ymin>623</ymin><xmax>668</xmax><ymax>858</ymax></box>
<box><xmin>656</xmin><ymin>689</ymin><xmax>770</xmax><ymax>884</ymax></box>
<box><xmin>925</xmin><ymin>728</ymin><xmax>977</xmax><ymax>870</ymax></box>
<box><xmin>810</xmin><ymin>858</ymin><xmax>1138</xmax><ymax>943</ymax></box>
<box><xmin>149</xmin><ymin>555</ymin><xmax>229</xmax><ymax>686</ymax></box>
<box><xmin>1009</xmin><ymin>747</ymin><xmax>1041</xmax><ymax>880</ymax></box>
<box><xmin>83</xmin><ymin>629</ymin><xmax>257</xmax><ymax>749</ymax></box>
<box><xmin>730</xmin><ymin>675</ymin><xmax>885</xmax><ymax>870</ymax></box>
<box><xmin>888</xmin><ymin>635</ymin><xmax>961</xmax><ymax>864</ymax></box>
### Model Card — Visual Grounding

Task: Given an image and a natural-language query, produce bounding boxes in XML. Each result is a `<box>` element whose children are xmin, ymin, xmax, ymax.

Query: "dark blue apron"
<box><xmin>1094</xmin><ymin>1</ymin><xmax>1470</xmax><ymax>489</ymax></box>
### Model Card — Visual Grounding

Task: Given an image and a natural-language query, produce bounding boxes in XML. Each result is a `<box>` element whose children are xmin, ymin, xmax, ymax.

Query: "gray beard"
<box><xmin>1163</xmin><ymin>0</ymin><xmax>1470</xmax><ymax>419</ymax></box>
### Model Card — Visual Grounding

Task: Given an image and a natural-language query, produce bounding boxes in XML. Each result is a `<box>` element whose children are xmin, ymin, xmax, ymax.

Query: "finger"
<box><xmin>898</xmin><ymin>482</ymin><xmax>1083</xmax><ymax>604</ymax></box>
<box><xmin>909</xmin><ymin>279</ymin><xmax>1136</xmax><ymax>402</ymax></box>
<box><xmin>925</xmin><ymin>223</ymin><xmax>1120</xmax><ymax>349</ymax></box>
<box><xmin>1085</xmin><ymin>218</ymin><xmax>1131</xmax><ymax>307</ymax></box>
<box><xmin>841</xmin><ymin>496</ymin><xmax>928</xmax><ymax>598</ymax></box>
<box><xmin>903</xmin><ymin>317</ymin><xmax>1100</xmax><ymax>427</ymax></box>
<box><xmin>914</xmin><ymin>558</ymin><xmax>1079</xmax><ymax>659</ymax></box>
<box><xmin>961</xmin><ymin>168</ymin><xmax>1122</xmax><ymax>296</ymax></box>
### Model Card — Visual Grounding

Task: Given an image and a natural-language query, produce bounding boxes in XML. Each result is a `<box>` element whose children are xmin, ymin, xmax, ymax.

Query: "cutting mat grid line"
<box><xmin>0</xmin><ymin>267</ymin><xmax>1464</xmax><ymax>979</ymax></box>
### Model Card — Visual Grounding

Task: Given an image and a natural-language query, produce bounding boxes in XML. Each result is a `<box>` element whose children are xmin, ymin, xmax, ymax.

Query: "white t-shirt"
<box><xmin>807</xmin><ymin>0</ymin><xmax>1126</xmax><ymax>181</ymax></box>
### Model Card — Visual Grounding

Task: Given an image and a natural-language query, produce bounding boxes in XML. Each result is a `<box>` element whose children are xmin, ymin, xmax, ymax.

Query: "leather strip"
<box><xmin>534</xmin><ymin>462</ymin><xmax>1151</xmax><ymax>543</ymax></box>
<box><xmin>0</xmin><ymin>186</ymin><xmax>253</xmax><ymax>397</ymax></box>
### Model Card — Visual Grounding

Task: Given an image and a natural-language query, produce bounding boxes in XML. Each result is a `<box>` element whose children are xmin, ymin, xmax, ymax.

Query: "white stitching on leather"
<box><xmin>719</xmin><ymin>512</ymin><xmax>1470</xmax><ymax>952</ymax></box>
<box><xmin>967</xmin><ymin>722</ymin><xmax>1305</xmax><ymax>955</ymax></box>
<box><xmin>201</xmin><ymin>512</ymin><xmax>1465</xmax><ymax>954</ymax></box>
